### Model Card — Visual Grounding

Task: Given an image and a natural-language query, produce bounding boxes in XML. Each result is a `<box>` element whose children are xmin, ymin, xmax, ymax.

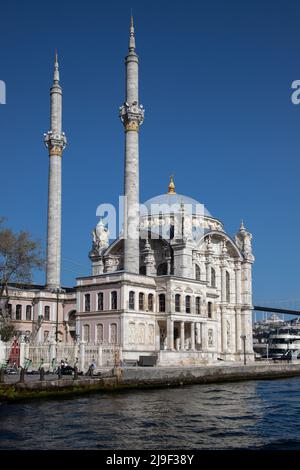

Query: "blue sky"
<box><xmin>0</xmin><ymin>0</ymin><xmax>300</xmax><ymax>306</ymax></box>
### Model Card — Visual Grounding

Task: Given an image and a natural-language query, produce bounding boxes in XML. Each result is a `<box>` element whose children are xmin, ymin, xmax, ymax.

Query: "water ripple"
<box><xmin>0</xmin><ymin>377</ymin><xmax>300</xmax><ymax>449</ymax></box>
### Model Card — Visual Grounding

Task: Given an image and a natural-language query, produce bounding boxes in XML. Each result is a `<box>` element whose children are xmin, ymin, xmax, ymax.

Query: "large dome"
<box><xmin>142</xmin><ymin>193</ymin><xmax>212</xmax><ymax>217</ymax></box>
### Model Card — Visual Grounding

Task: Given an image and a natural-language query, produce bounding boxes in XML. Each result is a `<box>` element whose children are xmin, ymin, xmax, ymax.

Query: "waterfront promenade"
<box><xmin>2</xmin><ymin>362</ymin><xmax>300</xmax><ymax>401</ymax></box>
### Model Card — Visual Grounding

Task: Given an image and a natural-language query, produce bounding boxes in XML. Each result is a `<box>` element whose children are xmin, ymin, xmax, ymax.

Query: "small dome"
<box><xmin>142</xmin><ymin>193</ymin><xmax>212</xmax><ymax>217</ymax></box>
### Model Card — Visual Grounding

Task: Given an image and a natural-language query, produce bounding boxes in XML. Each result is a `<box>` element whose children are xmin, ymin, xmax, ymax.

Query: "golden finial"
<box><xmin>168</xmin><ymin>175</ymin><xmax>176</xmax><ymax>194</ymax></box>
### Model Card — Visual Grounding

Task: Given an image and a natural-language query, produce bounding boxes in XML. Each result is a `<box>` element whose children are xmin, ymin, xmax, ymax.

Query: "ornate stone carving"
<box><xmin>119</xmin><ymin>101</ymin><xmax>144</xmax><ymax>132</ymax></box>
<box><xmin>91</xmin><ymin>219</ymin><xmax>109</xmax><ymax>255</ymax></box>
<box><xmin>44</xmin><ymin>131</ymin><xmax>67</xmax><ymax>156</ymax></box>
<box><xmin>226</xmin><ymin>319</ymin><xmax>231</xmax><ymax>348</ymax></box>
<box><xmin>129</xmin><ymin>322</ymin><xmax>135</xmax><ymax>345</ymax></box>
<box><xmin>147</xmin><ymin>324</ymin><xmax>155</xmax><ymax>345</ymax></box>
<box><xmin>235</xmin><ymin>221</ymin><xmax>254</xmax><ymax>262</ymax></box>
<box><xmin>137</xmin><ymin>323</ymin><xmax>145</xmax><ymax>344</ymax></box>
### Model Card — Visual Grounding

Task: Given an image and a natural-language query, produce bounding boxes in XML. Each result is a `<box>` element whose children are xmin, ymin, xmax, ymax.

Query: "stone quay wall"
<box><xmin>2</xmin><ymin>362</ymin><xmax>300</xmax><ymax>401</ymax></box>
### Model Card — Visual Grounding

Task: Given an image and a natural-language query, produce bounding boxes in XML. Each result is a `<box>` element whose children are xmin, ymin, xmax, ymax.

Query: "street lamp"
<box><xmin>241</xmin><ymin>335</ymin><xmax>247</xmax><ymax>365</ymax></box>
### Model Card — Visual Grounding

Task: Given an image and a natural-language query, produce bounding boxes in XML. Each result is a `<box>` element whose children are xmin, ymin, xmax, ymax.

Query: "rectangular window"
<box><xmin>159</xmin><ymin>294</ymin><xmax>165</xmax><ymax>312</ymax></box>
<box><xmin>111</xmin><ymin>291</ymin><xmax>117</xmax><ymax>310</ymax></box>
<box><xmin>175</xmin><ymin>294</ymin><xmax>181</xmax><ymax>312</ymax></box>
<box><xmin>16</xmin><ymin>305</ymin><xmax>22</xmax><ymax>320</ymax></box>
<box><xmin>85</xmin><ymin>294</ymin><xmax>90</xmax><ymax>312</ymax></box>
<box><xmin>97</xmin><ymin>292</ymin><xmax>103</xmax><ymax>311</ymax></box>
<box><xmin>129</xmin><ymin>291</ymin><xmax>135</xmax><ymax>310</ymax></box>
<box><xmin>26</xmin><ymin>305</ymin><xmax>32</xmax><ymax>321</ymax></box>
<box><xmin>196</xmin><ymin>297</ymin><xmax>201</xmax><ymax>315</ymax></box>
<box><xmin>208</xmin><ymin>302</ymin><xmax>212</xmax><ymax>319</ymax></box>
<box><xmin>139</xmin><ymin>293</ymin><xmax>144</xmax><ymax>311</ymax></box>
<box><xmin>148</xmin><ymin>294</ymin><xmax>153</xmax><ymax>312</ymax></box>
<box><xmin>44</xmin><ymin>306</ymin><xmax>50</xmax><ymax>321</ymax></box>
<box><xmin>185</xmin><ymin>296</ymin><xmax>191</xmax><ymax>314</ymax></box>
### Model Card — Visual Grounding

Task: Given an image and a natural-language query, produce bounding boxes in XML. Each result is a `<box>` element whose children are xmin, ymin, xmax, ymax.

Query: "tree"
<box><xmin>0</xmin><ymin>218</ymin><xmax>44</xmax><ymax>323</ymax></box>
<box><xmin>0</xmin><ymin>323</ymin><xmax>16</xmax><ymax>342</ymax></box>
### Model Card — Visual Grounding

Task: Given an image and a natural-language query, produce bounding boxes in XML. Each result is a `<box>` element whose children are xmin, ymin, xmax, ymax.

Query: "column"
<box><xmin>180</xmin><ymin>321</ymin><xmax>185</xmax><ymax>350</ymax></box>
<box><xmin>235</xmin><ymin>263</ymin><xmax>242</xmax><ymax>305</ymax></box>
<box><xmin>235</xmin><ymin>307</ymin><xmax>242</xmax><ymax>352</ymax></box>
<box><xmin>206</xmin><ymin>259</ymin><xmax>211</xmax><ymax>286</ymax></box>
<box><xmin>167</xmin><ymin>318</ymin><xmax>174</xmax><ymax>350</ymax></box>
<box><xmin>221</xmin><ymin>306</ymin><xmax>227</xmax><ymax>353</ymax></box>
<box><xmin>191</xmin><ymin>322</ymin><xmax>195</xmax><ymax>350</ymax></box>
<box><xmin>221</xmin><ymin>266</ymin><xmax>226</xmax><ymax>302</ymax></box>
<box><xmin>196</xmin><ymin>323</ymin><xmax>201</xmax><ymax>346</ymax></box>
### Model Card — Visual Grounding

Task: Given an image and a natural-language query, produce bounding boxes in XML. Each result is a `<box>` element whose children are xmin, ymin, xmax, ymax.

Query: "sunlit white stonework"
<box><xmin>4</xmin><ymin>18</ymin><xmax>255</xmax><ymax>367</ymax></box>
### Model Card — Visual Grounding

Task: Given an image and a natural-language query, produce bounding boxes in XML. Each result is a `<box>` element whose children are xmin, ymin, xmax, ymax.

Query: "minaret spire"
<box><xmin>53</xmin><ymin>49</ymin><xmax>59</xmax><ymax>83</ymax></box>
<box><xmin>44</xmin><ymin>52</ymin><xmax>67</xmax><ymax>290</ymax></box>
<box><xmin>129</xmin><ymin>14</ymin><xmax>136</xmax><ymax>51</ymax></box>
<box><xmin>119</xmin><ymin>17</ymin><xmax>145</xmax><ymax>274</ymax></box>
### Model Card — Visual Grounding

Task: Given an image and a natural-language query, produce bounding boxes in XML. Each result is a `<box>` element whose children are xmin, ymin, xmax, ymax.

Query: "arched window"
<box><xmin>159</xmin><ymin>294</ymin><xmax>165</xmax><ymax>312</ymax></box>
<box><xmin>185</xmin><ymin>296</ymin><xmax>191</xmax><ymax>314</ymax></box>
<box><xmin>43</xmin><ymin>331</ymin><xmax>49</xmax><ymax>342</ymax></box>
<box><xmin>83</xmin><ymin>324</ymin><xmax>90</xmax><ymax>342</ymax></box>
<box><xmin>97</xmin><ymin>292</ymin><xmax>103</xmax><ymax>311</ymax></box>
<box><xmin>26</xmin><ymin>305</ymin><xmax>32</xmax><ymax>321</ymax></box>
<box><xmin>195</xmin><ymin>264</ymin><xmax>201</xmax><ymax>281</ymax></box>
<box><xmin>44</xmin><ymin>306</ymin><xmax>50</xmax><ymax>321</ymax></box>
<box><xmin>129</xmin><ymin>291</ymin><xmax>135</xmax><ymax>310</ymax></box>
<box><xmin>207</xmin><ymin>302</ymin><xmax>212</xmax><ymax>319</ymax></box>
<box><xmin>68</xmin><ymin>310</ymin><xmax>76</xmax><ymax>327</ymax></box>
<box><xmin>110</xmin><ymin>323</ymin><xmax>117</xmax><ymax>344</ymax></box>
<box><xmin>139</xmin><ymin>292</ymin><xmax>145</xmax><ymax>311</ymax></box>
<box><xmin>211</xmin><ymin>267</ymin><xmax>216</xmax><ymax>288</ymax></box>
<box><xmin>226</xmin><ymin>271</ymin><xmax>230</xmax><ymax>303</ymax></box>
<box><xmin>97</xmin><ymin>324</ymin><xmax>103</xmax><ymax>343</ymax></box>
<box><xmin>148</xmin><ymin>294</ymin><xmax>153</xmax><ymax>312</ymax></box>
<box><xmin>111</xmin><ymin>291</ymin><xmax>117</xmax><ymax>310</ymax></box>
<box><xmin>196</xmin><ymin>297</ymin><xmax>201</xmax><ymax>315</ymax></box>
<box><xmin>157</xmin><ymin>262</ymin><xmax>168</xmax><ymax>276</ymax></box>
<box><xmin>16</xmin><ymin>304</ymin><xmax>22</xmax><ymax>320</ymax></box>
<box><xmin>175</xmin><ymin>294</ymin><xmax>181</xmax><ymax>312</ymax></box>
<box><xmin>84</xmin><ymin>294</ymin><xmax>90</xmax><ymax>312</ymax></box>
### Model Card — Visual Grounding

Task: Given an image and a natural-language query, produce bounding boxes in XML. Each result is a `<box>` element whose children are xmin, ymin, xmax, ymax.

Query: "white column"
<box><xmin>235</xmin><ymin>308</ymin><xmax>242</xmax><ymax>352</ymax></box>
<box><xmin>180</xmin><ymin>321</ymin><xmax>185</xmax><ymax>350</ymax></box>
<box><xmin>221</xmin><ymin>306</ymin><xmax>227</xmax><ymax>353</ymax></box>
<box><xmin>206</xmin><ymin>260</ymin><xmax>211</xmax><ymax>286</ymax></box>
<box><xmin>221</xmin><ymin>266</ymin><xmax>226</xmax><ymax>303</ymax></box>
<box><xmin>196</xmin><ymin>323</ymin><xmax>201</xmax><ymax>346</ymax></box>
<box><xmin>167</xmin><ymin>318</ymin><xmax>174</xmax><ymax>350</ymax></box>
<box><xmin>235</xmin><ymin>263</ymin><xmax>242</xmax><ymax>305</ymax></box>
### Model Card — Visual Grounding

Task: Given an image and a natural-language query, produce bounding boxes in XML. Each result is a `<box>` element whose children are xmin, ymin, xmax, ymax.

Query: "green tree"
<box><xmin>0</xmin><ymin>218</ymin><xmax>44</xmax><ymax>324</ymax></box>
<box><xmin>0</xmin><ymin>323</ymin><xmax>16</xmax><ymax>342</ymax></box>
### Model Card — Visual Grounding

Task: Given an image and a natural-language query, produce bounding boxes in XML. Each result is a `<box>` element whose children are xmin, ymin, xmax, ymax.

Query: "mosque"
<box><xmin>4</xmin><ymin>18</ymin><xmax>255</xmax><ymax>365</ymax></box>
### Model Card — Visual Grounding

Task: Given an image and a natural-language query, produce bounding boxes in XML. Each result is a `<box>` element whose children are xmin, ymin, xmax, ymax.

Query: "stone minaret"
<box><xmin>44</xmin><ymin>51</ymin><xmax>67</xmax><ymax>289</ymax></box>
<box><xmin>120</xmin><ymin>16</ymin><xmax>144</xmax><ymax>273</ymax></box>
